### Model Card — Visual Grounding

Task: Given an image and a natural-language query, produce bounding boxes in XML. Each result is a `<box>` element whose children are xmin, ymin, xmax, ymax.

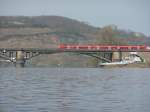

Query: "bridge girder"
<box><xmin>0</xmin><ymin>48</ymin><xmax>148</xmax><ymax>67</ymax></box>
<box><xmin>76</xmin><ymin>52</ymin><xmax>112</xmax><ymax>63</ymax></box>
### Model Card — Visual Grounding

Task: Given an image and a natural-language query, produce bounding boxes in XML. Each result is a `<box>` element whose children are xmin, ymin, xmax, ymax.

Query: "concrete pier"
<box><xmin>15</xmin><ymin>51</ymin><xmax>25</xmax><ymax>67</ymax></box>
<box><xmin>112</xmin><ymin>52</ymin><xmax>122</xmax><ymax>61</ymax></box>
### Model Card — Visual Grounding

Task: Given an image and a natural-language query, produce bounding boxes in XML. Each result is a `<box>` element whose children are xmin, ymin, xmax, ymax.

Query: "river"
<box><xmin>0</xmin><ymin>68</ymin><xmax>150</xmax><ymax>112</ymax></box>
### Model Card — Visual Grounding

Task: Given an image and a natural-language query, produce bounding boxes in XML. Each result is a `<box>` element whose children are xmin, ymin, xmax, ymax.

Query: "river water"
<box><xmin>0</xmin><ymin>68</ymin><xmax>150</xmax><ymax>112</ymax></box>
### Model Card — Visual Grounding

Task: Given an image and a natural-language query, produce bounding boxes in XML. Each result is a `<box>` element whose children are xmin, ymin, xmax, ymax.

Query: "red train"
<box><xmin>58</xmin><ymin>44</ymin><xmax>148</xmax><ymax>50</ymax></box>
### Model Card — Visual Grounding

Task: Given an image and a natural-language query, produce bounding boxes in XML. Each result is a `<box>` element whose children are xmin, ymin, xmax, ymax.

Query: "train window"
<box><xmin>70</xmin><ymin>46</ymin><xmax>76</xmax><ymax>49</ymax></box>
<box><xmin>112</xmin><ymin>47</ymin><xmax>118</xmax><ymax>50</ymax></box>
<box><xmin>120</xmin><ymin>47</ymin><xmax>128</xmax><ymax>50</ymax></box>
<box><xmin>139</xmin><ymin>46</ymin><xmax>146</xmax><ymax>50</ymax></box>
<box><xmin>100</xmin><ymin>47</ymin><xmax>108</xmax><ymax>50</ymax></box>
<box><xmin>131</xmin><ymin>47</ymin><xmax>137</xmax><ymax>50</ymax></box>
<box><xmin>79</xmin><ymin>46</ymin><xmax>88</xmax><ymax>49</ymax></box>
<box><xmin>91</xmin><ymin>46</ymin><xmax>97</xmax><ymax>49</ymax></box>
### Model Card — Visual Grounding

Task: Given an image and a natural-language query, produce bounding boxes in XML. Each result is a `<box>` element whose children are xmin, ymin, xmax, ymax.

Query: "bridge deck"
<box><xmin>0</xmin><ymin>48</ymin><xmax>150</xmax><ymax>53</ymax></box>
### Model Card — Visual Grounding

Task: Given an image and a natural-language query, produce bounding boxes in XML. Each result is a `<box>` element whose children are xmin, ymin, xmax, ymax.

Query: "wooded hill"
<box><xmin>0</xmin><ymin>16</ymin><xmax>150</xmax><ymax>46</ymax></box>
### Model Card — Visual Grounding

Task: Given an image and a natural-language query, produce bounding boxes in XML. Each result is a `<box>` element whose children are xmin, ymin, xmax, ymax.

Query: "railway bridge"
<box><xmin>0</xmin><ymin>45</ymin><xmax>150</xmax><ymax>67</ymax></box>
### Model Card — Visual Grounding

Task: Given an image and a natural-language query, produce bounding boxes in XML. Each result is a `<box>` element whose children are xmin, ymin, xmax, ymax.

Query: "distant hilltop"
<box><xmin>0</xmin><ymin>16</ymin><xmax>97</xmax><ymax>33</ymax></box>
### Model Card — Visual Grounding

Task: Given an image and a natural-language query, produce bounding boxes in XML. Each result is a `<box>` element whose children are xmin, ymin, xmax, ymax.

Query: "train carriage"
<box><xmin>58</xmin><ymin>44</ymin><xmax>148</xmax><ymax>51</ymax></box>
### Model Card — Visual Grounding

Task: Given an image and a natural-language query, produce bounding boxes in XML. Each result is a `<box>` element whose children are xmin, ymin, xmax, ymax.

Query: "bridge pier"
<box><xmin>119</xmin><ymin>51</ymin><xmax>122</xmax><ymax>61</ymax></box>
<box><xmin>15</xmin><ymin>51</ymin><xmax>25</xmax><ymax>67</ymax></box>
<box><xmin>112</xmin><ymin>52</ymin><xmax>122</xmax><ymax>62</ymax></box>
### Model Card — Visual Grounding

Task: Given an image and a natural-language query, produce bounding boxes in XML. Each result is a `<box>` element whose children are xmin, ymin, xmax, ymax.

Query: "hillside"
<box><xmin>0</xmin><ymin>16</ymin><xmax>100</xmax><ymax>48</ymax></box>
<box><xmin>0</xmin><ymin>16</ymin><xmax>150</xmax><ymax>46</ymax></box>
<box><xmin>0</xmin><ymin>16</ymin><xmax>150</xmax><ymax>67</ymax></box>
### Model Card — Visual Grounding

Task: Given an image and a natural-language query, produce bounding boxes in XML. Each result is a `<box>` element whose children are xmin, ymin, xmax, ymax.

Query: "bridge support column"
<box><xmin>112</xmin><ymin>52</ymin><xmax>122</xmax><ymax>62</ymax></box>
<box><xmin>15</xmin><ymin>51</ymin><xmax>25</xmax><ymax>67</ymax></box>
<box><xmin>119</xmin><ymin>51</ymin><xmax>122</xmax><ymax>61</ymax></box>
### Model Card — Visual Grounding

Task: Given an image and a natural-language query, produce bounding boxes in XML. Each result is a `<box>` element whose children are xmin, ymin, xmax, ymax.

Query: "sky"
<box><xmin>0</xmin><ymin>0</ymin><xmax>150</xmax><ymax>36</ymax></box>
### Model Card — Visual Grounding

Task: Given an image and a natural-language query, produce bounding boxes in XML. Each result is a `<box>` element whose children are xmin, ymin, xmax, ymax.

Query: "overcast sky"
<box><xmin>0</xmin><ymin>0</ymin><xmax>150</xmax><ymax>36</ymax></box>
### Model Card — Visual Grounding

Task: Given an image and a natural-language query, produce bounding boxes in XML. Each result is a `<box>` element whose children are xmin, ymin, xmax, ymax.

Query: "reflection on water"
<box><xmin>0</xmin><ymin>68</ymin><xmax>150</xmax><ymax>112</ymax></box>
